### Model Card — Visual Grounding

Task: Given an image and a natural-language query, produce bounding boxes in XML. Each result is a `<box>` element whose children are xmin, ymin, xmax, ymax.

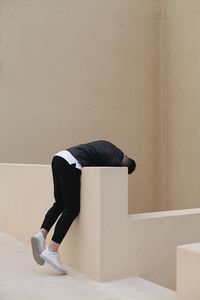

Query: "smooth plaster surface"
<box><xmin>177</xmin><ymin>243</ymin><xmax>200</xmax><ymax>300</ymax></box>
<box><xmin>0</xmin><ymin>232</ymin><xmax>176</xmax><ymax>300</ymax></box>
<box><xmin>0</xmin><ymin>0</ymin><xmax>161</xmax><ymax>214</ymax></box>
<box><xmin>1</xmin><ymin>0</ymin><xmax>200</xmax><ymax>214</ymax></box>
<box><xmin>163</xmin><ymin>0</ymin><xmax>200</xmax><ymax>211</ymax></box>
<box><xmin>1</xmin><ymin>163</ymin><xmax>200</xmax><ymax>290</ymax></box>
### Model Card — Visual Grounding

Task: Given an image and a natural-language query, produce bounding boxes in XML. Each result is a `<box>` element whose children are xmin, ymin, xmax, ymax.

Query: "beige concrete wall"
<box><xmin>2</xmin><ymin>0</ymin><xmax>199</xmax><ymax>213</ymax></box>
<box><xmin>177</xmin><ymin>243</ymin><xmax>200</xmax><ymax>299</ymax></box>
<box><xmin>1</xmin><ymin>163</ymin><xmax>200</xmax><ymax>289</ymax></box>
<box><xmin>0</xmin><ymin>0</ymin><xmax>161</xmax><ymax>213</ymax></box>
<box><xmin>163</xmin><ymin>0</ymin><xmax>200</xmax><ymax>210</ymax></box>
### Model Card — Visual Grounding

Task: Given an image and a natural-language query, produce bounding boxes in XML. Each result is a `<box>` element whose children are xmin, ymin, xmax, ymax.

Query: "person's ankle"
<box><xmin>40</xmin><ymin>228</ymin><xmax>48</xmax><ymax>239</ymax></box>
<box><xmin>48</xmin><ymin>246</ymin><xmax>56</xmax><ymax>252</ymax></box>
<box><xmin>48</xmin><ymin>241</ymin><xmax>60</xmax><ymax>252</ymax></box>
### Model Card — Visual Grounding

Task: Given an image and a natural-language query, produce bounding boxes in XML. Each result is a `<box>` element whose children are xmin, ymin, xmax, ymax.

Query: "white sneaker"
<box><xmin>31</xmin><ymin>232</ymin><xmax>45</xmax><ymax>265</ymax></box>
<box><xmin>40</xmin><ymin>248</ymin><xmax>67</xmax><ymax>275</ymax></box>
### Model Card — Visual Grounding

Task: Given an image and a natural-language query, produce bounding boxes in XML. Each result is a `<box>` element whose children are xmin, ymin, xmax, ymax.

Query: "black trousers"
<box><xmin>41</xmin><ymin>156</ymin><xmax>81</xmax><ymax>244</ymax></box>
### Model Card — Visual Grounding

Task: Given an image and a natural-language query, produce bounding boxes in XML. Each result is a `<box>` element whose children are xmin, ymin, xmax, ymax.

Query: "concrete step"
<box><xmin>0</xmin><ymin>232</ymin><xmax>176</xmax><ymax>300</ymax></box>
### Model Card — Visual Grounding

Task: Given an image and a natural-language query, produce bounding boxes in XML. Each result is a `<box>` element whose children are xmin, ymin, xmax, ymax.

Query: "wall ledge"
<box><xmin>129</xmin><ymin>208</ymin><xmax>200</xmax><ymax>220</ymax></box>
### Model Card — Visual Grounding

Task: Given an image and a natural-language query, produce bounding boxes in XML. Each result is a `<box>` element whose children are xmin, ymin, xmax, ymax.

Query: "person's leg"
<box><xmin>40</xmin><ymin>158</ymin><xmax>81</xmax><ymax>274</ymax></box>
<box><xmin>49</xmin><ymin>205</ymin><xmax>80</xmax><ymax>249</ymax></box>
<box><xmin>40</xmin><ymin>156</ymin><xmax>65</xmax><ymax>234</ymax></box>
<box><xmin>31</xmin><ymin>156</ymin><xmax>65</xmax><ymax>265</ymax></box>
<box><xmin>48</xmin><ymin>160</ymin><xmax>81</xmax><ymax>250</ymax></box>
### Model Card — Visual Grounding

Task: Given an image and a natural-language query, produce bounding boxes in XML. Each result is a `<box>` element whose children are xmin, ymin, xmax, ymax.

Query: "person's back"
<box><xmin>67</xmin><ymin>140</ymin><xmax>124</xmax><ymax>167</ymax></box>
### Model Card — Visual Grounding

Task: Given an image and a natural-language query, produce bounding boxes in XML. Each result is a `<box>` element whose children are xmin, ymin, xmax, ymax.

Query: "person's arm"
<box><xmin>121</xmin><ymin>155</ymin><xmax>136</xmax><ymax>174</ymax></box>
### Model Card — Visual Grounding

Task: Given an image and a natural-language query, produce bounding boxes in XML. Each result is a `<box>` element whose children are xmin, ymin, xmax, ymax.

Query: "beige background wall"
<box><xmin>163</xmin><ymin>0</ymin><xmax>200</xmax><ymax>210</ymax></box>
<box><xmin>0</xmin><ymin>0</ymin><xmax>161</xmax><ymax>213</ymax></box>
<box><xmin>2</xmin><ymin>0</ymin><xmax>200</xmax><ymax>213</ymax></box>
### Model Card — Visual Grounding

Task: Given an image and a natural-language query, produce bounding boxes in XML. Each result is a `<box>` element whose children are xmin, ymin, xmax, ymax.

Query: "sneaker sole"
<box><xmin>31</xmin><ymin>236</ymin><xmax>45</xmax><ymax>265</ymax></box>
<box><xmin>40</xmin><ymin>253</ymin><xmax>67</xmax><ymax>275</ymax></box>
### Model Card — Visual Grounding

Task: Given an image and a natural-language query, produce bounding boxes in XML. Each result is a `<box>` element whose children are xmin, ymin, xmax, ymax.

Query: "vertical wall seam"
<box><xmin>160</xmin><ymin>0</ymin><xmax>168</xmax><ymax>210</ymax></box>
